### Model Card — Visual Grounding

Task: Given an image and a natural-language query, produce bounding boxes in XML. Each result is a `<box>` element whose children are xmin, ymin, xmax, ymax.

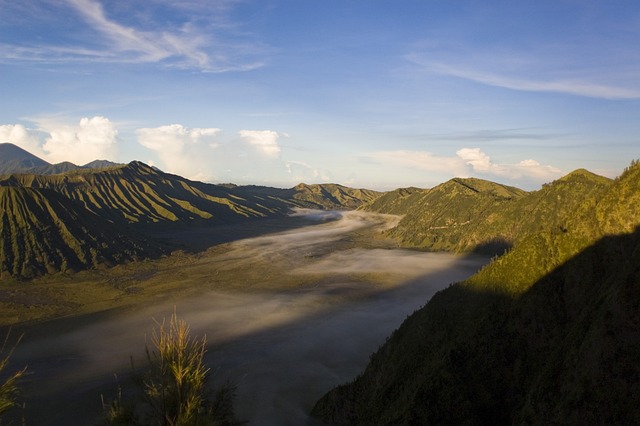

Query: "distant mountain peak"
<box><xmin>83</xmin><ymin>159</ymin><xmax>121</xmax><ymax>169</ymax></box>
<box><xmin>558</xmin><ymin>168</ymin><xmax>610</xmax><ymax>183</ymax></box>
<box><xmin>438</xmin><ymin>177</ymin><xmax>526</xmax><ymax>199</ymax></box>
<box><xmin>0</xmin><ymin>143</ymin><xmax>49</xmax><ymax>174</ymax></box>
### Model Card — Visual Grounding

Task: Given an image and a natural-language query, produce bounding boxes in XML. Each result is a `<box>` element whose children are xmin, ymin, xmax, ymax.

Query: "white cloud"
<box><xmin>67</xmin><ymin>0</ymin><xmax>181</xmax><ymax>63</ymax></box>
<box><xmin>285</xmin><ymin>160</ymin><xmax>331</xmax><ymax>183</ymax></box>
<box><xmin>365</xmin><ymin>147</ymin><xmax>563</xmax><ymax>185</ymax></box>
<box><xmin>41</xmin><ymin>116</ymin><xmax>119</xmax><ymax>165</ymax></box>
<box><xmin>455</xmin><ymin>148</ymin><xmax>495</xmax><ymax>174</ymax></box>
<box><xmin>1</xmin><ymin>117</ymin><xmax>119</xmax><ymax>165</ymax></box>
<box><xmin>456</xmin><ymin>148</ymin><xmax>562</xmax><ymax>180</ymax></box>
<box><xmin>512</xmin><ymin>159</ymin><xmax>564</xmax><ymax>180</ymax></box>
<box><xmin>239</xmin><ymin>130</ymin><xmax>282</xmax><ymax>158</ymax></box>
<box><xmin>0</xmin><ymin>124</ymin><xmax>44</xmax><ymax>156</ymax></box>
<box><xmin>366</xmin><ymin>150</ymin><xmax>468</xmax><ymax>175</ymax></box>
<box><xmin>136</xmin><ymin>124</ymin><xmax>221</xmax><ymax>181</ymax></box>
<box><xmin>135</xmin><ymin>125</ymin><xmax>327</xmax><ymax>186</ymax></box>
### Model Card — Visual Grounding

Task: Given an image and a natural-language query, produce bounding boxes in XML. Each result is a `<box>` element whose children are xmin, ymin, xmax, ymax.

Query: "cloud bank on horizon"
<box><xmin>0</xmin><ymin>1</ymin><xmax>638</xmax><ymax>189</ymax></box>
<box><xmin>0</xmin><ymin>117</ymin><xmax>563</xmax><ymax>187</ymax></box>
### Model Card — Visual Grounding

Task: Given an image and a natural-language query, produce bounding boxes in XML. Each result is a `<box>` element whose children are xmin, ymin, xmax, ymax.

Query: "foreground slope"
<box><xmin>0</xmin><ymin>187</ymin><xmax>163</xmax><ymax>279</ymax></box>
<box><xmin>313</xmin><ymin>162</ymin><xmax>640</xmax><ymax>424</ymax></box>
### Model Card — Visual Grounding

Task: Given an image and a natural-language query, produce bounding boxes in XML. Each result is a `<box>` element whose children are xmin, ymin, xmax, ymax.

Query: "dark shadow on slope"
<box><xmin>312</xmin><ymin>227</ymin><xmax>640</xmax><ymax>425</ymax></box>
<box><xmin>138</xmin><ymin>212</ymin><xmax>330</xmax><ymax>253</ymax></box>
<box><xmin>469</xmin><ymin>237</ymin><xmax>512</xmax><ymax>256</ymax></box>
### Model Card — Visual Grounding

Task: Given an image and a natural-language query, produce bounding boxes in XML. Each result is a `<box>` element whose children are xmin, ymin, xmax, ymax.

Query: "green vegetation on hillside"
<box><xmin>0</xmin><ymin>158</ymin><xmax>380</xmax><ymax>279</ymax></box>
<box><xmin>363</xmin><ymin>171</ymin><xmax>612</xmax><ymax>255</ymax></box>
<box><xmin>0</xmin><ymin>186</ymin><xmax>164</xmax><ymax>279</ymax></box>
<box><xmin>291</xmin><ymin>183</ymin><xmax>381</xmax><ymax>210</ymax></box>
<box><xmin>313</xmin><ymin>161</ymin><xmax>640</xmax><ymax>424</ymax></box>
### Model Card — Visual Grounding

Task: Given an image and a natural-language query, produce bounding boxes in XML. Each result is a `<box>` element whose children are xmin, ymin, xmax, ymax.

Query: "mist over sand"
<box><xmin>9</xmin><ymin>210</ymin><xmax>486</xmax><ymax>425</ymax></box>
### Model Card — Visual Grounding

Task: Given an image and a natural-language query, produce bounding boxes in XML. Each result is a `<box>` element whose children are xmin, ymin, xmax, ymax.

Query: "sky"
<box><xmin>0</xmin><ymin>0</ymin><xmax>639</xmax><ymax>190</ymax></box>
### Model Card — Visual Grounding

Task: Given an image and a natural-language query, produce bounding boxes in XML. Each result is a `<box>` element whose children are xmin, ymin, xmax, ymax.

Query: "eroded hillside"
<box><xmin>0</xmin><ymin>186</ymin><xmax>163</xmax><ymax>278</ymax></box>
<box><xmin>0</xmin><ymin>158</ymin><xmax>381</xmax><ymax>279</ymax></box>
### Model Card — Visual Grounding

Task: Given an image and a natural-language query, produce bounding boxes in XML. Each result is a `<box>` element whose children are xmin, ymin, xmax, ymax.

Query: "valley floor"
<box><xmin>1</xmin><ymin>211</ymin><xmax>488</xmax><ymax>425</ymax></box>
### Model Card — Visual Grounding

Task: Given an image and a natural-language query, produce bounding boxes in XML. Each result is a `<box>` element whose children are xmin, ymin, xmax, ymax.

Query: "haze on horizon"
<box><xmin>1</xmin><ymin>1</ymin><xmax>639</xmax><ymax>190</ymax></box>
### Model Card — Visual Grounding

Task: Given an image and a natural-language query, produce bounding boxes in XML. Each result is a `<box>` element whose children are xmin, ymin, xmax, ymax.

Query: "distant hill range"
<box><xmin>313</xmin><ymin>160</ymin><xmax>640</xmax><ymax>424</ymax></box>
<box><xmin>0</xmin><ymin>143</ymin><xmax>121</xmax><ymax>175</ymax></box>
<box><xmin>0</xmin><ymin>143</ymin><xmax>380</xmax><ymax>278</ymax></box>
<box><xmin>361</xmin><ymin>169</ymin><xmax>613</xmax><ymax>255</ymax></box>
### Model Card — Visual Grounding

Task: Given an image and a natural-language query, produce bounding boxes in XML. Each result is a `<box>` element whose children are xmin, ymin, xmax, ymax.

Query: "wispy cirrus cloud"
<box><xmin>425</xmin><ymin>61</ymin><xmax>640</xmax><ymax>100</ymax></box>
<box><xmin>0</xmin><ymin>0</ymin><xmax>267</xmax><ymax>72</ymax></box>
<box><xmin>407</xmin><ymin>39</ymin><xmax>640</xmax><ymax>100</ymax></box>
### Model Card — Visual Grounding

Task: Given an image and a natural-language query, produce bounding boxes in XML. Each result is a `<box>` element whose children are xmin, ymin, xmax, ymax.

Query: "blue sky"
<box><xmin>1</xmin><ymin>0</ymin><xmax>639</xmax><ymax>190</ymax></box>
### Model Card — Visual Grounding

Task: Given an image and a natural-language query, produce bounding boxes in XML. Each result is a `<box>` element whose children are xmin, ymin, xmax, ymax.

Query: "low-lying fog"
<box><xmin>9</xmin><ymin>210</ymin><xmax>487</xmax><ymax>425</ymax></box>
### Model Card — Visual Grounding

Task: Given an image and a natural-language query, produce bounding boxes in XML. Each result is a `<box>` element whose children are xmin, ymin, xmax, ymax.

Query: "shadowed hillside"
<box><xmin>0</xmin><ymin>157</ymin><xmax>382</xmax><ymax>279</ymax></box>
<box><xmin>1</xmin><ymin>162</ymin><xmax>380</xmax><ymax>226</ymax></box>
<box><xmin>1</xmin><ymin>162</ymin><xmax>288</xmax><ymax>225</ymax></box>
<box><xmin>0</xmin><ymin>187</ymin><xmax>164</xmax><ymax>279</ymax></box>
<box><xmin>313</xmin><ymin>161</ymin><xmax>640</xmax><ymax>424</ymax></box>
<box><xmin>0</xmin><ymin>143</ymin><xmax>49</xmax><ymax>174</ymax></box>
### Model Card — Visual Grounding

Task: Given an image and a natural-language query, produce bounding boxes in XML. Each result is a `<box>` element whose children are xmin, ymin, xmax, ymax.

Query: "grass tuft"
<box><xmin>103</xmin><ymin>311</ymin><xmax>240</xmax><ymax>426</ymax></box>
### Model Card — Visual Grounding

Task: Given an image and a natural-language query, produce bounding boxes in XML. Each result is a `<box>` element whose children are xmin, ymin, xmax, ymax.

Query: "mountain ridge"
<box><xmin>0</xmin><ymin>155</ymin><xmax>380</xmax><ymax>279</ymax></box>
<box><xmin>0</xmin><ymin>186</ymin><xmax>164</xmax><ymax>279</ymax></box>
<box><xmin>0</xmin><ymin>142</ymin><xmax>122</xmax><ymax>175</ymax></box>
<box><xmin>312</xmin><ymin>160</ymin><xmax>640</xmax><ymax>424</ymax></box>
<box><xmin>362</xmin><ymin>171</ymin><xmax>612</xmax><ymax>254</ymax></box>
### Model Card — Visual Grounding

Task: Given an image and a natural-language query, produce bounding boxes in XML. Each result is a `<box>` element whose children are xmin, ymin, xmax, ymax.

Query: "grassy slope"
<box><xmin>1</xmin><ymin>162</ymin><xmax>290</xmax><ymax>224</ymax></box>
<box><xmin>362</xmin><ymin>178</ymin><xmax>526</xmax><ymax>252</ymax></box>
<box><xmin>363</xmin><ymin>171</ymin><xmax>612</xmax><ymax>255</ymax></box>
<box><xmin>0</xmin><ymin>187</ymin><xmax>164</xmax><ymax>279</ymax></box>
<box><xmin>291</xmin><ymin>183</ymin><xmax>382</xmax><ymax>209</ymax></box>
<box><xmin>312</xmin><ymin>163</ymin><xmax>640</xmax><ymax>424</ymax></box>
<box><xmin>0</xmin><ymin>162</ymin><xmax>381</xmax><ymax>279</ymax></box>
